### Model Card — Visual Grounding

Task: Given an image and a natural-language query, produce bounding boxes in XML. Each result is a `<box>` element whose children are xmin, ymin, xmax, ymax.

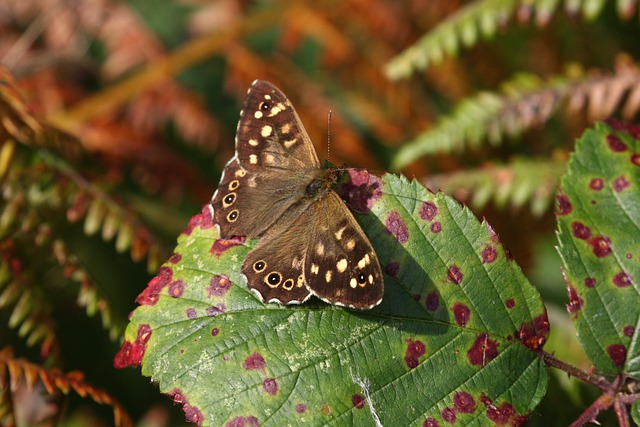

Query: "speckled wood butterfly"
<box><xmin>210</xmin><ymin>80</ymin><xmax>383</xmax><ymax>309</ymax></box>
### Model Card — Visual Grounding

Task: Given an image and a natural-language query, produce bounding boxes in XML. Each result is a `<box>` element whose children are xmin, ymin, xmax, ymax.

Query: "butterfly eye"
<box><xmin>227</xmin><ymin>210</ymin><xmax>239</xmax><ymax>222</ymax></box>
<box><xmin>265</xmin><ymin>272</ymin><xmax>282</xmax><ymax>288</ymax></box>
<box><xmin>260</xmin><ymin>101</ymin><xmax>270</xmax><ymax>111</ymax></box>
<box><xmin>223</xmin><ymin>193</ymin><xmax>236</xmax><ymax>207</ymax></box>
<box><xmin>254</xmin><ymin>261</ymin><xmax>266</xmax><ymax>272</ymax></box>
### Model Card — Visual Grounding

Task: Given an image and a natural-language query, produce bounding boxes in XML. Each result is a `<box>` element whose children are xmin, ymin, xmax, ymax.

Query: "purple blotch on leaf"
<box><xmin>452</xmin><ymin>302</ymin><xmax>471</xmax><ymax>327</ymax></box>
<box><xmin>352</xmin><ymin>394</ymin><xmax>365</xmax><ymax>409</ymax></box>
<box><xmin>516</xmin><ymin>312</ymin><xmax>549</xmax><ymax>350</ymax></box>
<box><xmin>613</xmin><ymin>272</ymin><xmax>632</xmax><ymax>288</ymax></box>
<box><xmin>211</xmin><ymin>328</ymin><xmax>220</xmax><ymax>336</ymax></box>
<box><xmin>430</xmin><ymin>221</ymin><xmax>442</xmax><ymax>234</ymax></box>
<box><xmin>453</xmin><ymin>391</ymin><xmax>476</xmax><ymax>414</ymax></box>
<box><xmin>505</xmin><ymin>298</ymin><xmax>515</xmax><ymax>309</ymax></box>
<box><xmin>441</xmin><ymin>407</ymin><xmax>456</xmax><ymax>423</ymax></box>
<box><xmin>385</xmin><ymin>211</ymin><xmax>409</xmax><ymax>244</ymax></box>
<box><xmin>385</xmin><ymin>262</ymin><xmax>399</xmax><ymax>276</ymax></box>
<box><xmin>447</xmin><ymin>265</ymin><xmax>463</xmax><ymax>285</ymax></box>
<box><xmin>243</xmin><ymin>352</ymin><xmax>266</xmax><ymax>372</ymax></box>
<box><xmin>589</xmin><ymin>178</ymin><xmax>604</xmax><ymax>190</ymax></box>
<box><xmin>632</xmin><ymin>153</ymin><xmax>640</xmax><ymax>167</ymax></box>
<box><xmin>589</xmin><ymin>236</ymin><xmax>612</xmax><ymax>258</ymax></box>
<box><xmin>136</xmin><ymin>266</ymin><xmax>172</xmax><ymax>306</ymax></box>
<box><xmin>226</xmin><ymin>416</ymin><xmax>259</xmax><ymax>427</ymax></box>
<box><xmin>423</xmin><ymin>418</ymin><xmax>441</xmax><ymax>427</ymax></box>
<box><xmin>613</xmin><ymin>176</ymin><xmax>630</xmax><ymax>192</ymax></box>
<box><xmin>556</xmin><ymin>194</ymin><xmax>572</xmax><ymax>216</ymax></box>
<box><xmin>263</xmin><ymin>378</ymin><xmax>278</xmax><ymax>396</ymax></box>
<box><xmin>186</xmin><ymin>308</ymin><xmax>197</xmax><ymax>319</ymax></box>
<box><xmin>607</xmin><ymin>344</ymin><xmax>627</xmax><ymax>367</ymax></box>
<box><xmin>169</xmin><ymin>280</ymin><xmax>185</xmax><ymax>298</ymax></box>
<box><xmin>623</xmin><ymin>325</ymin><xmax>635</xmax><ymax>337</ymax></box>
<box><xmin>206</xmin><ymin>304</ymin><xmax>226</xmax><ymax>316</ymax></box>
<box><xmin>481</xmin><ymin>245</ymin><xmax>498</xmax><ymax>264</ymax></box>
<box><xmin>572</xmin><ymin>221</ymin><xmax>591</xmax><ymax>240</ymax></box>
<box><xmin>467</xmin><ymin>333</ymin><xmax>499</xmax><ymax>366</ymax></box>
<box><xmin>295</xmin><ymin>403</ymin><xmax>307</xmax><ymax>413</ymax></box>
<box><xmin>211</xmin><ymin>235</ymin><xmax>245</xmax><ymax>257</ymax></box>
<box><xmin>183</xmin><ymin>206</ymin><xmax>215</xmax><ymax>236</ymax></box>
<box><xmin>584</xmin><ymin>277</ymin><xmax>596</xmax><ymax>288</ymax></box>
<box><xmin>419</xmin><ymin>201</ymin><xmax>438</xmax><ymax>221</ymax></box>
<box><xmin>566</xmin><ymin>285</ymin><xmax>583</xmax><ymax>315</ymax></box>
<box><xmin>426</xmin><ymin>291</ymin><xmax>439</xmax><ymax>311</ymax></box>
<box><xmin>113</xmin><ymin>323</ymin><xmax>152</xmax><ymax>369</ymax></box>
<box><xmin>606</xmin><ymin>134</ymin><xmax>627</xmax><ymax>152</ymax></box>
<box><xmin>341</xmin><ymin>169</ymin><xmax>382</xmax><ymax>213</ymax></box>
<box><xmin>169</xmin><ymin>253</ymin><xmax>182</xmax><ymax>264</ymax></box>
<box><xmin>404</xmin><ymin>339</ymin><xmax>426</xmax><ymax>369</ymax></box>
<box><xmin>208</xmin><ymin>274</ymin><xmax>233</xmax><ymax>297</ymax></box>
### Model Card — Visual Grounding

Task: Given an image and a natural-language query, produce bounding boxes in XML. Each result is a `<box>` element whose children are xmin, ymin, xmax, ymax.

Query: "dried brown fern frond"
<box><xmin>0</xmin><ymin>347</ymin><xmax>133</xmax><ymax>427</ymax></box>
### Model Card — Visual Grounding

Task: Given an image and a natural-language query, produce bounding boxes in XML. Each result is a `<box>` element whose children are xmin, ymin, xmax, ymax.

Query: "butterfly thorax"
<box><xmin>305</xmin><ymin>168</ymin><xmax>343</xmax><ymax>200</ymax></box>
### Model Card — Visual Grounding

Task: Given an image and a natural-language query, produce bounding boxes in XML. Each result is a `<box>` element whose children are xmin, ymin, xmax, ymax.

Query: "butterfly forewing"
<box><xmin>211</xmin><ymin>79</ymin><xmax>384</xmax><ymax>310</ymax></box>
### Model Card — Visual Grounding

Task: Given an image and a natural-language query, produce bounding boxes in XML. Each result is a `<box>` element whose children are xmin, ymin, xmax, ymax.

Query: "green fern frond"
<box><xmin>391</xmin><ymin>63</ymin><xmax>640</xmax><ymax>169</ymax></box>
<box><xmin>385</xmin><ymin>0</ymin><xmax>637</xmax><ymax>80</ymax></box>
<box><xmin>424</xmin><ymin>158</ymin><xmax>566</xmax><ymax>216</ymax></box>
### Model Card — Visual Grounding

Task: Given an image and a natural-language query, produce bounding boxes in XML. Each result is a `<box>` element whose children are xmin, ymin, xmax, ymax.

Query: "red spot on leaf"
<box><xmin>467</xmin><ymin>333</ymin><xmax>499</xmax><ymax>366</ymax></box>
<box><xmin>589</xmin><ymin>178</ymin><xmax>604</xmax><ymax>190</ymax></box>
<box><xmin>613</xmin><ymin>271</ymin><xmax>632</xmax><ymax>288</ymax></box>
<box><xmin>385</xmin><ymin>262</ymin><xmax>399</xmax><ymax>276</ymax></box>
<box><xmin>404</xmin><ymin>339</ymin><xmax>426</xmax><ymax>369</ymax></box>
<box><xmin>426</xmin><ymin>291</ymin><xmax>439</xmax><ymax>311</ymax></box>
<box><xmin>206</xmin><ymin>304</ymin><xmax>226</xmax><ymax>316</ymax></box>
<box><xmin>623</xmin><ymin>325</ymin><xmax>635</xmax><ymax>337</ymax></box>
<box><xmin>613</xmin><ymin>176</ymin><xmax>630</xmax><ymax>192</ymax></box>
<box><xmin>341</xmin><ymin>169</ymin><xmax>383</xmax><ymax>213</ymax></box>
<box><xmin>589</xmin><ymin>236</ymin><xmax>612</xmax><ymax>257</ymax></box>
<box><xmin>452</xmin><ymin>302</ymin><xmax>471</xmax><ymax>327</ymax></box>
<box><xmin>632</xmin><ymin>153</ymin><xmax>640</xmax><ymax>166</ymax></box>
<box><xmin>169</xmin><ymin>253</ymin><xmax>182</xmax><ymax>264</ymax></box>
<box><xmin>566</xmin><ymin>285</ymin><xmax>583</xmax><ymax>315</ymax></box>
<box><xmin>113</xmin><ymin>323</ymin><xmax>152</xmax><ymax>368</ymax></box>
<box><xmin>321</xmin><ymin>405</ymin><xmax>332</xmax><ymax>416</ymax></box>
<box><xmin>606</xmin><ymin>134</ymin><xmax>627</xmax><ymax>152</ymax></box>
<box><xmin>211</xmin><ymin>328</ymin><xmax>220</xmax><ymax>336</ymax></box>
<box><xmin>505</xmin><ymin>298</ymin><xmax>515</xmax><ymax>309</ymax></box>
<box><xmin>441</xmin><ymin>407</ymin><xmax>456</xmax><ymax>423</ymax></box>
<box><xmin>183</xmin><ymin>206</ymin><xmax>214</xmax><ymax>236</ymax></box>
<box><xmin>516</xmin><ymin>312</ymin><xmax>549</xmax><ymax>350</ymax></box>
<box><xmin>243</xmin><ymin>352</ymin><xmax>266</xmax><ymax>371</ymax></box>
<box><xmin>226</xmin><ymin>416</ymin><xmax>259</xmax><ymax>427</ymax></box>
<box><xmin>607</xmin><ymin>344</ymin><xmax>627</xmax><ymax>367</ymax></box>
<box><xmin>419</xmin><ymin>201</ymin><xmax>439</xmax><ymax>221</ymax></box>
<box><xmin>263</xmin><ymin>378</ymin><xmax>278</xmax><ymax>396</ymax></box>
<box><xmin>208</xmin><ymin>274</ymin><xmax>233</xmax><ymax>297</ymax></box>
<box><xmin>136</xmin><ymin>266</ymin><xmax>172</xmax><ymax>306</ymax></box>
<box><xmin>556</xmin><ymin>194</ymin><xmax>572</xmax><ymax>215</ymax></box>
<box><xmin>486</xmin><ymin>401</ymin><xmax>516</xmax><ymax>425</ymax></box>
<box><xmin>423</xmin><ymin>418</ymin><xmax>441</xmax><ymax>427</ymax></box>
<box><xmin>295</xmin><ymin>403</ymin><xmax>307</xmax><ymax>413</ymax></box>
<box><xmin>184</xmin><ymin>405</ymin><xmax>204</xmax><ymax>426</ymax></box>
<box><xmin>572</xmin><ymin>221</ymin><xmax>591</xmax><ymax>240</ymax></box>
<box><xmin>605</xmin><ymin>119</ymin><xmax>640</xmax><ymax>138</ymax></box>
<box><xmin>481</xmin><ymin>245</ymin><xmax>498</xmax><ymax>264</ymax></box>
<box><xmin>385</xmin><ymin>211</ymin><xmax>409</xmax><ymax>244</ymax></box>
<box><xmin>211</xmin><ymin>236</ymin><xmax>245</xmax><ymax>257</ymax></box>
<box><xmin>430</xmin><ymin>222</ymin><xmax>442</xmax><ymax>234</ymax></box>
<box><xmin>186</xmin><ymin>308</ymin><xmax>197</xmax><ymax>319</ymax></box>
<box><xmin>584</xmin><ymin>277</ymin><xmax>596</xmax><ymax>288</ymax></box>
<box><xmin>447</xmin><ymin>265</ymin><xmax>463</xmax><ymax>285</ymax></box>
<box><xmin>352</xmin><ymin>394</ymin><xmax>365</xmax><ymax>409</ymax></box>
<box><xmin>453</xmin><ymin>391</ymin><xmax>476</xmax><ymax>413</ymax></box>
<box><xmin>169</xmin><ymin>280</ymin><xmax>185</xmax><ymax>298</ymax></box>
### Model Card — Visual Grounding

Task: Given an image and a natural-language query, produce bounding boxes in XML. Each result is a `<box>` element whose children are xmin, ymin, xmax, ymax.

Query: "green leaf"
<box><xmin>117</xmin><ymin>173</ymin><xmax>548</xmax><ymax>426</ymax></box>
<box><xmin>556</xmin><ymin>121</ymin><xmax>640</xmax><ymax>378</ymax></box>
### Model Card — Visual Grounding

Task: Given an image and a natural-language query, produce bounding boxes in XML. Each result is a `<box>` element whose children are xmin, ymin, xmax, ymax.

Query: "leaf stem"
<box><xmin>536</xmin><ymin>350</ymin><xmax>614</xmax><ymax>393</ymax></box>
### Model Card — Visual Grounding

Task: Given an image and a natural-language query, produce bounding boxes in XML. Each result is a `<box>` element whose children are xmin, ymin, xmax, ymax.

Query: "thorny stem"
<box><xmin>537</xmin><ymin>350</ymin><xmax>614</xmax><ymax>393</ymax></box>
<box><xmin>614</xmin><ymin>399</ymin><xmax>630</xmax><ymax>427</ymax></box>
<box><xmin>568</xmin><ymin>393</ymin><xmax>615</xmax><ymax>427</ymax></box>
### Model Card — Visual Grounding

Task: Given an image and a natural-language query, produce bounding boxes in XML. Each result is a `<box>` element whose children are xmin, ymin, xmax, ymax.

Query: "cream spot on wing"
<box><xmin>368</xmin><ymin>274</ymin><xmax>373</xmax><ymax>284</ymax></box>
<box><xmin>234</xmin><ymin>169</ymin><xmax>246</xmax><ymax>178</ymax></box>
<box><xmin>261</xmin><ymin>125</ymin><xmax>273</xmax><ymax>137</ymax></box>
<box><xmin>350</xmin><ymin>278</ymin><xmax>357</xmax><ymax>288</ymax></box>
<box><xmin>247</xmin><ymin>176</ymin><xmax>257</xmax><ymax>187</ymax></box>
<box><xmin>316</xmin><ymin>243</ymin><xmax>325</xmax><ymax>256</ymax></box>
<box><xmin>297</xmin><ymin>274</ymin><xmax>305</xmax><ymax>287</ymax></box>
<box><xmin>249</xmin><ymin>154</ymin><xmax>258</xmax><ymax>164</ymax></box>
<box><xmin>269</xmin><ymin>106</ymin><xmax>282</xmax><ymax>116</ymax></box>
<box><xmin>292</xmin><ymin>256</ymin><xmax>303</xmax><ymax>270</ymax></box>
<box><xmin>325</xmin><ymin>270</ymin><xmax>332</xmax><ymax>283</ymax></box>
<box><xmin>346</xmin><ymin>239</ymin><xmax>356</xmax><ymax>250</ymax></box>
<box><xmin>336</xmin><ymin>258</ymin><xmax>348</xmax><ymax>273</ymax></box>
<box><xmin>248</xmin><ymin>139</ymin><xmax>259</xmax><ymax>146</ymax></box>
<box><xmin>264</xmin><ymin>94</ymin><xmax>271</xmax><ymax>100</ymax></box>
<box><xmin>254</xmin><ymin>110</ymin><xmax>263</xmax><ymax>119</ymax></box>
<box><xmin>335</xmin><ymin>226</ymin><xmax>347</xmax><ymax>240</ymax></box>
<box><xmin>265</xmin><ymin>154</ymin><xmax>275</xmax><ymax>164</ymax></box>
<box><xmin>284</xmin><ymin>139</ymin><xmax>297</xmax><ymax>149</ymax></box>
<box><xmin>281</xmin><ymin>123</ymin><xmax>291</xmax><ymax>134</ymax></box>
<box><xmin>311</xmin><ymin>264</ymin><xmax>319</xmax><ymax>274</ymax></box>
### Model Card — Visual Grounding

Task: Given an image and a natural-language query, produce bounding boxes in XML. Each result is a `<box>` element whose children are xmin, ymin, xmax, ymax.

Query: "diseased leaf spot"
<box><xmin>208</xmin><ymin>274</ymin><xmax>232</xmax><ymax>297</ymax></box>
<box><xmin>589</xmin><ymin>236</ymin><xmax>612</xmax><ymax>257</ymax></box>
<box><xmin>243</xmin><ymin>352</ymin><xmax>266</xmax><ymax>371</ymax></box>
<box><xmin>505</xmin><ymin>298</ymin><xmax>515</xmax><ymax>309</ymax></box>
<box><xmin>352</xmin><ymin>394</ymin><xmax>365</xmax><ymax>409</ymax></box>
<box><xmin>572</xmin><ymin>221</ymin><xmax>591</xmax><ymax>240</ymax></box>
<box><xmin>186</xmin><ymin>308</ymin><xmax>197</xmax><ymax>319</ymax></box>
<box><xmin>184</xmin><ymin>405</ymin><xmax>204</xmax><ymax>425</ymax></box>
<box><xmin>136</xmin><ymin>266</ymin><xmax>172</xmax><ymax>306</ymax></box>
<box><xmin>453</xmin><ymin>391</ymin><xmax>476</xmax><ymax>414</ymax></box>
<box><xmin>226</xmin><ymin>415</ymin><xmax>259</xmax><ymax>427</ymax></box>
<box><xmin>263</xmin><ymin>378</ymin><xmax>278</xmax><ymax>396</ymax></box>
<box><xmin>423</xmin><ymin>418</ymin><xmax>441</xmax><ymax>427</ymax></box>
<box><xmin>419</xmin><ymin>201</ymin><xmax>438</xmax><ymax>221</ymax></box>
<box><xmin>430</xmin><ymin>221</ymin><xmax>442</xmax><ymax>234</ymax></box>
<box><xmin>632</xmin><ymin>153</ymin><xmax>640</xmax><ymax>166</ymax></box>
<box><xmin>453</xmin><ymin>302</ymin><xmax>471</xmax><ymax>326</ymax></box>
<box><xmin>605</xmin><ymin>119</ymin><xmax>640</xmax><ymax>138</ymax></box>
<box><xmin>385</xmin><ymin>262</ymin><xmax>399</xmax><ymax>276</ymax></box>
<box><xmin>426</xmin><ymin>291</ymin><xmax>439</xmax><ymax>311</ymax></box>
<box><xmin>183</xmin><ymin>206</ymin><xmax>215</xmax><ymax>235</ymax></box>
<box><xmin>481</xmin><ymin>245</ymin><xmax>497</xmax><ymax>264</ymax></box>
<box><xmin>556</xmin><ymin>194</ymin><xmax>572</xmax><ymax>215</ymax></box>
<box><xmin>404</xmin><ymin>339</ymin><xmax>426</xmax><ymax>369</ymax></box>
<box><xmin>169</xmin><ymin>253</ymin><xmax>182</xmax><ymax>264</ymax></box>
<box><xmin>467</xmin><ymin>333</ymin><xmax>499</xmax><ymax>366</ymax></box>
<box><xmin>113</xmin><ymin>323</ymin><xmax>151</xmax><ymax>368</ymax></box>
<box><xmin>206</xmin><ymin>304</ymin><xmax>226</xmax><ymax>316</ymax></box>
<box><xmin>613</xmin><ymin>175</ymin><xmax>630</xmax><ymax>192</ymax></box>
<box><xmin>210</xmin><ymin>236</ymin><xmax>245</xmax><ymax>257</ymax></box>
<box><xmin>211</xmin><ymin>328</ymin><xmax>220</xmax><ymax>336</ymax></box>
<box><xmin>321</xmin><ymin>405</ymin><xmax>332</xmax><ymax>416</ymax></box>
<box><xmin>606</xmin><ymin>133</ymin><xmax>627</xmax><ymax>152</ymax></box>
<box><xmin>486</xmin><ymin>401</ymin><xmax>517</xmax><ymax>425</ymax></box>
<box><xmin>341</xmin><ymin>169</ymin><xmax>383</xmax><ymax>213</ymax></box>
<box><xmin>584</xmin><ymin>277</ymin><xmax>596</xmax><ymax>288</ymax></box>
<box><xmin>589</xmin><ymin>178</ymin><xmax>604</xmax><ymax>190</ymax></box>
<box><xmin>169</xmin><ymin>280</ymin><xmax>185</xmax><ymax>298</ymax></box>
<box><xmin>613</xmin><ymin>271</ymin><xmax>632</xmax><ymax>288</ymax></box>
<box><xmin>607</xmin><ymin>344</ymin><xmax>627</xmax><ymax>367</ymax></box>
<box><xmin>516</xmin><ymin>313</ymin><xmax>549</xmax><ymax>350</ymax></box>
<box><xmin>385</xmin><ymin>211</ymin><xmax>409</xmax><ymax>244</ymax></box>
<box><xmin>447</xmin><ymin>265</ymin><xmax>463</xmax><ymax>285</ymax></box>
<box><xmin>441</xmin><ymin>407</ymin><xmax>456</xmax><ymax>423</ymax></box>
<box><xmin>623</xmin><ymin>325</ymin><xmax>635</xmax><ymax>337</ymax></box>
<box><xmin>566</xmin><ymin>285</ymin><xmax>583</xmax><ymax>315</ymax></box>
<box><xmin>295</xmin><ymin>403</ymin><xmax>307</xmax><ymax>413</ymax></box>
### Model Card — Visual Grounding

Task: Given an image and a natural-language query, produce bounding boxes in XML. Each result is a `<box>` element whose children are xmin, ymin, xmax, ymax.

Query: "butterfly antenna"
<box><xmin>327</xmin><ymin>110</ymin><xmax>332</xmax><ymax>164</ymax></box>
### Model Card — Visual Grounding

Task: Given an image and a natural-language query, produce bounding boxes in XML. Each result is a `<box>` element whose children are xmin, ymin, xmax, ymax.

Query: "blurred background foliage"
<box><xmin>0</xmin><ymin>0</ymin><xmax>638</xmax><ymax>425</ymax></box>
